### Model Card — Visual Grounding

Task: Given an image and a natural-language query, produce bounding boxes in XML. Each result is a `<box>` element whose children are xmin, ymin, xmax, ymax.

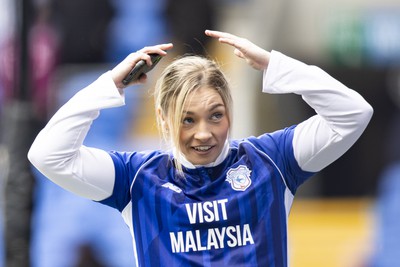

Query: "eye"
<box><xmin>210</xmin><ymin>112</ymin><xmax>223</xmax><ymax>121</ymax></box>
<box><xmin>182</xmin><ymin>117</ymin><xmax>194</xmax><ymax>125</ymax></box>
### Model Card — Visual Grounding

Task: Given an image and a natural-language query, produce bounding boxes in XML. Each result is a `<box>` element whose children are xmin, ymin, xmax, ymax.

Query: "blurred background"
<box><xmin>1</xmin><ymin>0</ymin><xmax>400</xmax><ymax>266</ymax></box>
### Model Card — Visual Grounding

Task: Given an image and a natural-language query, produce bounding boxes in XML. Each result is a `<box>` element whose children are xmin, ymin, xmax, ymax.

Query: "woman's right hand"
<box><xmin>111</xmin><ymin>43</ymin><xmax>173</xmax><ymax>89</ymax></box>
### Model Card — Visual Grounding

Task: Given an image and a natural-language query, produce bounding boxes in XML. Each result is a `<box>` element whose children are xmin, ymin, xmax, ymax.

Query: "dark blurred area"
<box><xmin>51</xmin><ymin>0</ymin><xmax>115</xmax><ymax>64</ymax></box>
<box><xmin>318</xmin><ymin>67</ymin><xmax>396</xmax><ymax>197</ymax></box>
<box><xmin>304</xmin><ymin>66</ymin><xmax>396</xmax><ymax>197</ymax></box>
<box><xmin>165</xmin><ymin>0</ymin><xmax>216</xmax><ymax>55</ymax></box>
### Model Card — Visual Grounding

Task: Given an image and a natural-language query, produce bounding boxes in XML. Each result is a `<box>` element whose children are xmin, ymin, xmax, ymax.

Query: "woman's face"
<box><xmin>179</xmin><ymin>86</ymin><xmax>230</xmax><ymax>166</ymax></box>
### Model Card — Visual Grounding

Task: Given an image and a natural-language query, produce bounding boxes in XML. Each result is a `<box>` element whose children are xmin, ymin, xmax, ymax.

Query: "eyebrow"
<box><xmin>183</xmin><ymin>103</ymin><xmax>225</xmax><ymax>115</ymax></box>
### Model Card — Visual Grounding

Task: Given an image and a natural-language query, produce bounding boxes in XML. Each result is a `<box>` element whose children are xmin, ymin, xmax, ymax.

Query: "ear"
<box><xmin>156</xmin><ymin>107</ymin><xmax>169</xmax><ymax>133</ymax></box>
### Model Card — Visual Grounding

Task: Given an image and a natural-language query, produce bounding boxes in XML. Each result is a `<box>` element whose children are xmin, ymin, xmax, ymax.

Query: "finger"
<box><xmin>205</xmin><ymin>30</ymin><xmax>249</xmax><ymax>56</ymax></box>
<box><xmin>218</xmin><ymin>37</ymin><xmax>238</xmax><ymax>47</ymax></box>
<box><xmin>158</xmin><ymin>43</ymin><xmax>174</xmax><ymax>50</ymax></box>
<box><xmin>137</xmin><ymin>73</ymin><xmax>148</xmax><ymax>84</ymax></box>
<box><xmin>125</xmin><ymin>51</ymin><xmax>149</xmax><ymax>68</ymax></box>
<box><xmin>205</xmin><ymin>29</ymin><xmax>238</xmax><ymax>40</ymax></box>
<box><xmin>205</xmin><ymin>29</ymin><xmax>223</xmax><ymax>38</ymax></box>
<box><xmin>141</xmin><ymin>54</ymin><xmax>153</xmax><ymax>67</ymax></box>
<box><xmin>233</xmin><ymin>49</ymin><xmax>245</xmax><ymax>59</ymax></box>
<box><xmin>139</xmin><ymin>43</ymin><xmax>173</xmax><ymax>55</ymax></box>
<box><xmin>152</xmin><ymin>43</ymin><xmax>174</xmax><ymax>54</ymax></box>
<box><xmin>137</xmin><ymin>43</ymin><xmax>173</xmax><ymax>65</ymax></box>
<box><xmin>219</xmin><ymin>38</ymin><xmax>249</xmax><ymax>59</ymax></box>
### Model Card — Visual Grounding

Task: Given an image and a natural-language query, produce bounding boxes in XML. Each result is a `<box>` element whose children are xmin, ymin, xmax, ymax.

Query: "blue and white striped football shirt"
<box><xmin>100</xmin><ymin>126</ymin><xmax>314</xmax><ymax>267</ymax></box>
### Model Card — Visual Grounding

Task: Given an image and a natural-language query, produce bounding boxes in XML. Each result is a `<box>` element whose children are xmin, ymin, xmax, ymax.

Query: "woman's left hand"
<box><xmin>205</xmin><ymin>30</ymin><xmax>270</xmax><ymax>71</ymax></box>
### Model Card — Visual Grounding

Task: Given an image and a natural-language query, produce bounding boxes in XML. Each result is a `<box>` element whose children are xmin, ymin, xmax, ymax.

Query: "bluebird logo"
<box><xmin>226</xmin><ymin>165</ymin><xmax>252</xmax><ymax>191</ymax></box>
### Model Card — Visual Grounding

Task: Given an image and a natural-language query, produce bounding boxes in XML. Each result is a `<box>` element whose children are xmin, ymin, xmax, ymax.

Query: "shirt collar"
<box><xmin>173</xmin><ymin>139</ymin><xmax>230</xmax><ymax>169</ymax></box>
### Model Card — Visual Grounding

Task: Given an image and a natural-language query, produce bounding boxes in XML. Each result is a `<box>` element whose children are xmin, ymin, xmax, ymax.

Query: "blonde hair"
<box><xmin>154</xmin><ymin>55</ymin><xmax>233</xmax><ymax>175</ymax></box>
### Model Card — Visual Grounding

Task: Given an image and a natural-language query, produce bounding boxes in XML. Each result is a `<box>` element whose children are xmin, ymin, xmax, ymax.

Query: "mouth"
<box><xmin>192</xmin><ymin>145</ymin><xmax>214</xmax><ymax>152</ymax></box>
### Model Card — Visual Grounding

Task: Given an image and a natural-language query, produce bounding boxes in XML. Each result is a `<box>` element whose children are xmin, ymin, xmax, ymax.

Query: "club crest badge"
<box><xmin>226</xmin><ymin>165</ymin><xmax>252</xmax><ymax>191</ymax></box>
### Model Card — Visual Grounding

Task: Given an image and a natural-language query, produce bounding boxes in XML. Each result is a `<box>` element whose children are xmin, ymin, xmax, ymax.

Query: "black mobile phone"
<box><xmin>122</xmin><ymin>53</ymin><xmax>162</xmax><ymax>86</ymax></box>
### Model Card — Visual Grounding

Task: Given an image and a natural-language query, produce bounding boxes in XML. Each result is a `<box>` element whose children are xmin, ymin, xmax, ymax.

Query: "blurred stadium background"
<box><xmin>1</xmin><ymin>0</ymin><xmax>400</xmax><ymax>266</ymax></box>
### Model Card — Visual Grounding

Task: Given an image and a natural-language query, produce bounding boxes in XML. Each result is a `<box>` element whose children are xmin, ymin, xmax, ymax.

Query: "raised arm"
<box><xmin>264</xmin><ymin>51</ymin><xmax>373</xmax><ymax>172</ymax></box>
<box><xmin>28</xmin><ymin>44</ymin><xmax>173</xmax><ymax>201</ymax></box>
<box><xmin>206</xmin><ymin>30</ymin><xmax>373</xmax><ymax>172</ymax></box>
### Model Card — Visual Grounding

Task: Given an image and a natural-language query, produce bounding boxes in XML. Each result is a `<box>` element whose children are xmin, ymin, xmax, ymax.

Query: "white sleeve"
<box><xmin>262</xmin><ymin>51</ymin><xmax>373</xmax><ymax>172</ymax></box>
<box><xmin>28</xmin><ymin>71</ymin><xmax>125</xmax><ymax>201</ymax></box>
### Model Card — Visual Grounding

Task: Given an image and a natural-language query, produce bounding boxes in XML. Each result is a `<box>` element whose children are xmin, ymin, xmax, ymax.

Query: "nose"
<box><xmin>194</xmin><ymin>122</ymin><xmax>212</xmax><ymax>142</ymax></box>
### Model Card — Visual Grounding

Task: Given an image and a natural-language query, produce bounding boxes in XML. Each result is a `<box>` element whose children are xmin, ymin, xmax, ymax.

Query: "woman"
<box><xmin>28</xmin><ymin>30</ymin><xmax>373</xmax><ymax>266</ymax></box>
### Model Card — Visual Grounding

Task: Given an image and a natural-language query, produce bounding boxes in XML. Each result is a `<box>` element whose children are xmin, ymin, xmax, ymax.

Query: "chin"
<box><xmin>191</xmin><ymin>157</ymin><xmax>216</xmax><ymax>166</ymax></box>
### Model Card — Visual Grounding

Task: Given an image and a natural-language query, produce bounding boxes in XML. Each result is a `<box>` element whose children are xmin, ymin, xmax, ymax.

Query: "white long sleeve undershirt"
<box><xmin>264</xmin><ymin>51</ymin><xmax>373</xmax><ymax>172</ymax></box>
<box><xmin>28</xmin><ymin>71</ymin><xmax>125</xmax><ymax>201</ymax></box>
<box><xmin>28</xmin><ymin>51</ymin><xmax>373</xmax><ymax>201</ymax></box>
